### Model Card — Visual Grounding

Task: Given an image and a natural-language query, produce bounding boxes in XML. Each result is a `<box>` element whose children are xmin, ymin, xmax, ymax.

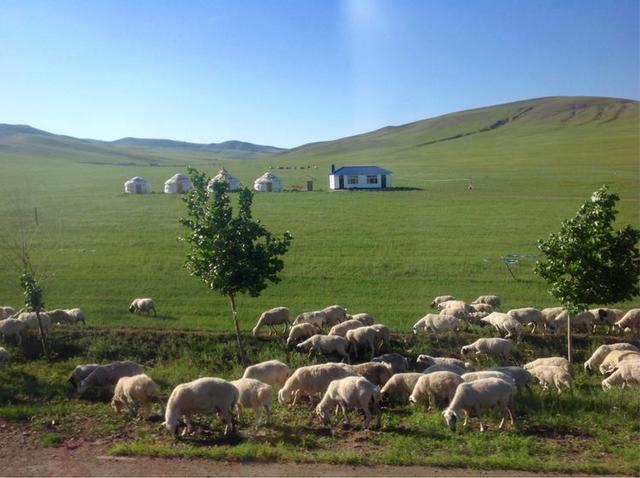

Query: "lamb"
<box><xmin>409</xmin><ymin>371</ymin><xmax>464</xmax><ymax>410</ymax></box>
<box><xmin>442</xmin><ymin>377</ymin><xmax>514</xmax><ymax>432</ymax></box>
<box><xmin>321</xmin><ymin>305</ymin><xmax>348</xmax><ymax>327</ymax></box>
<box><xmin>431</xmin><ymin>295</ymin><xmax>455</xmax><ymax>308</ymax></box>
<box><xmin>370</xmin><ymin>324</ymin><xmax>391</xmax><ymax>351</ymax></box>
<box><xmin>524</xmin><ymin>357</ymin><xmax>571</xmax><ymax>375</ymax></box>
<box><xmin>423</xmin><ymin>363</ymin><xmax>466</xmax><ymax>376</ymax></box>
<box><xmin>591</xmin><ymin>308</ymin><xmax>625</xmax><ymax>334</ymax></box>
<box><xmin>329</xmin><ymin>318</ymin><xmax>367</xmax><ymax>337</ymax></box>
<box><xmin>0</xmin><ymin>347</ymin><xmax>10</xmax><ymax>364</ymax></box>
<box><xmin>128</xmin><ymin>298</ymin><xmax>156</xmax><ymax>316</ymax></box>
<box><xmin>460</xmin><ymin>338</ymin><xmax>513</xmax><ymax>358</ymax></box>
<box><xmin>242</xmin><ymin>360</ymin><xmax>291</xmax><ymax>388</ymax></box>
<box><xmin>416</xmin><ymin>355</ymin><xmax>468</xmax><ymax>371</ymax></box>
<box><xmin>77</xmin><ymin>361</ymin><xmax>145</xmax><ymax>394</ymax></box>
<box><xmin>230</xmin><ymin>378</ymin><xmax>273</xmax><ymax>427</ymax></box>
<box><xmin>48</xmin><ymin>308</ymin><xmax>86</xmax><ymax>325</ymax></box>
<box><xmin>278</xmin><ymin>363</ymin><xmax>357</xmax><ymax>406</ymax></box>
<box><xmin>68</xmin><ymin>363</ymin><xmax>100</xmax><ymax>389</ymax></box>
<box><xmin>350</xmin><ymin>361</ymin><xmax>394</xmax><ymax>386</ymax></box>
<box><xmin>488</xmin><ymin>366</ymin><xmax>534</xmax><ymax>393</ymax></box>
<box><xmin>17</xmin><ymin>311</ymin><xmax>51</xmax><ymax>334</ymax></box>
<box><xmin>293</xmin><ymin>310</ymin><xmax>326</xmax><ymax>330</ymax></box>
<box><xmin>286</xmin><ymin>323</ymin><xmax>319</xmax><ymax>346</ymax></box>
<box><xmin>315</xmin><ymin>376</ymin><xmax>380</xmax><ymax>429</ymax></box>
<box><xmin>602</xmin><ymin>360</ymin><xmax>640</xmax><ymax>390</ymax></box>
<box><xmin>507</xmin><ymin>308</ymin><xmax>545</xmax><ymax>334</ymax></box>
<box><xmin>0</xmin><ymin>307</ymin><xmax>16</xmax><ymax>320</ymax></box>
<box><xmin>296</xmin><ymin>334</ymin><xmax>350</xmax><ymax>363</ymax></box>
<box><xmin>252</xmin><ymin>306</ymin><xmax>290</xmax><ymax>336</ymax></box>
<box><xmin>584</xmin><ymin>343</ymin><xmax>639</xmax><ymax>373</ymax></box>
<box><xmin>163</xmin><ymin>377</ymin><xmax>238</xmax><ymax>437</ymax></box>
<box><xmin>0</xmin><ymin>318</ymin><xmax>26</xmax><ymax>344</ymax></box>
<box><xmin>372</xmin><ymin>353</ymin><xmax>409</xmax><ymax>373</ymax></box>
<box><xmin>347</xmin><ymin>313</ymin><xmax>375</xmax><ymax>325</ymax></box>
<box><xmin>461</xmin><ymin>371</ymin><xmax>515</xmax><ymax>385</ymax></box>
<box><xmin>480</xmin><ymin>312</ymin><xmax>522</xmax><ymax>340</ymax></box>
<box><xmin>599</xmin><ymin>350</ymin><xmax>640</xmax><ymax>375</ymax></box>
<box><xmin>111</xmin><ymin>374</ymin><xmax>163</xmax><ymax>417</ymax></box>
<box><xmin>527</xmin><ymin>365</ymin><xmax>572</xmax><ymax>394</ymax></box>
<box><xmin>471</xmin><ymin>295</ymin><xmax>501</xmax><ymax>309</ymax></box>
<box><xmin>614</xmin><ymin>309</ymin><xmax>640</xmax><ymax>335</ymax></box>
<box><xmin>379</xmin><ymin>372</ymin><xmax>424</xmax><ymax>403</ymax></box>
<box><xmin>345</xmin><ymin>326</ymin><xmax>378</xmax><ymax>360</ymax></box>
<box><xmin>412</xmin><ymin>314</ymin><xmax>461</xmax><ymax>337</ymax></box>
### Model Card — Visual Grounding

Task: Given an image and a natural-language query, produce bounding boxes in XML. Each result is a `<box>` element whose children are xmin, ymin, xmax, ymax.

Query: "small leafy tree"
<box><xmin>20</xmin><ymin>269</ymin><xmax>49</xmax><ymax>357</ymax></box>
<box><xmin>535</xmin><ymin>186</ymin><xmax>640</xmax><ymax>361</ymax></box>
<box><xmin>180</xmin><ymin>168</ymin><xmax>293</xmax><ymax>360</ymax></box>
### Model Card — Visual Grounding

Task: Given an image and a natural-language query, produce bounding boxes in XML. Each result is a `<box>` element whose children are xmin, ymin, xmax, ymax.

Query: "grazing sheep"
<box><xmin>436</xmin><ymin>300</ymin><xmax>468</xmax><ymax>311</ymax></box>
<box><xmin>77</xmin><ymin>361</ymin><xmax>144</xmax><ymax>394</ymax></box>
<box><xmin>591</xmin><ymin>308</ymin><xmax>625</xmax><ymax>334</ymax></box>
<box><xmin>278</xmin><ymin>363</ymin><xmax>357</xmax><ymax>406</ymax></box>
<box><xmin>431</xmin><ymin>295</ymin><xmax>456</xmax><ymax>308</ymax></box>
<box><xmin>372</xmin><ymin>353</ymin><xmax>409</xmax><ymax>373</ymax></box>
<box><xmin>584</xmin><ymin>343</ymin><xmax>639</xmax><ymax>373</ymax></box>
<box><xmin>286</xmin><ymin>323</ymin><xmax>319</xmax><ymax>346</ymax></box>
<box><xmin>128</xmin><ymin>298</ymin><xmax>156</xmax><ymax>316</ymax></box>
<box><xmin>471</xmin><ymin>295</ymin><xmax>501</xmax><ymax>309</ymax></box>
<box><xmin>316</xmin><ymin>376</ymin><xmax>380</xmax><ymax>429</ymax></box>
<box><xmin>16</xmin><ymin>311</ymin><xmax>51</xmax><ymax>334</ymax></box>
<box><xmin>413</xmin><ymin>314</ymin><xmax>461</xmax><ymax>337</ymax></box>
<box><xmin>442</xmin><ymin>377</ymin><xmax>514</xmax><ymax>432</ymax></box>
<box><xmin>461</xmin><ymin>338</ymin><xmax>513</xmax><ymax>358</ymax></box>
<box><xmin>480</xmin><ymin>312</ymin><xmax>523</xmax><ymax>340</ymax></box>
<box><xmin>461</xmin><ymin>371</ymin><xmax>515</xmax><ymax>385</ymax></box>
<box><xmin>614</xmin><ymin>309</ymin><xmax>640</xmax><ymax>335</ymax></box>
<box><xmin>409</xmin><ymin>371</ymin><xmax>464</xmax><ymax>410</ymax></box>
<box><xmin>599</xmin><ymin>350</ymin><xmax>640</xmax><ymax>375</ymax></box>
<box><xmin>370</xmin><ymin>324</ymin><xmax>391</xmax><ymax>352</ymax></box>
<box><xmin>68</xmin><ymin>364</ymin><xmax>100</xmax><ymax>389</ymax></box>
<box><xmin>416</xmin><ymin>355</ymin><xmax>468</xmax><ymax>371</ymax></box>
<box><xmin>293</xmin><ymin>310</ymin><xmax>326</xmax><ymax>330</ymax></box>
<box><xmin>471</xmin><ymin>303</ymin><xmax>494</xmax><ymax>314</ymax></box>
<box><xmin>507</xmin><ymin>308</ymin><xmax>545</xmax><ymax>334</ymax></box>
<box><xmin>111</xmin><ymin>374</ymin><xmax>163</xmax><ymax>417</ymax></box>
<box><xmin>48</xmin><ymin>308</ymin><xmax>86</xmax><ymax>325</ymax></box>
<box><xmin>163</xmin><ymin>377</ymin><xmax>238</xmax><ymax>437</ymax></box>
<box><xmin>252</xmin><ymin>306</ymin><xmax>290</xmax><ymax>336</ymax></box>
<box><xmin>329</xmin><ymin>318</ymin><xmax>367</xmax><ymax>337</ymax></box>
<box><xmin>524</xmin><ymin>357</ymin><xmax>571</xmax><ymax>375</ymax></box>
<box><xmin>230</xmin><ymin>378</ymin><xmax>273</xmax><ymax>427</ymax></box>
<box><xmin>488</xmin><ymin>366</ymin><xmax>533</xmax><ymax>394</ymax></box>
<box><xmin>347</xmin><ymin>313</ymin><xmax>375</xmax><ymax>326</ymax></box>
<box><xmin>602</xmin><ymin>360</ymin><xmax>640</xmax><ymax>390</ymax></box>
<box><xmin>242</xmin><ymin>360</ymin><xmax>291</xmax><ymax>388</ymax></box>
<box><xmin>423</xmin><ymin>363</ymin><xmax>466</xmax><ymax>376</ymax></box>
<box><xmin>528</xmin><ymin>365</ymin><xmax>572</xmax><ymax>394</ymax></box>
<box><xmin>548</xmin><ymin>310</ymin><xmax>594</xmax><ymax>334</ymax></box>
<box><xmin>0</xmin><ymin>318</ymin><xmax>26</xmax><ymax>344</ymax></box>
<box><xmin>297</xmin><ymin>334</ymin><xmax>350</xmax><ymax>363</ymax></box>
<box><xmin>541</xmin><ymin>307</ymin><xmax>565</xmax><ymax>332</ymax></box>
<box><xmin>350</xmin><ymin>362</ymin><xmax>394</xmax><ymax>386</ymax></box>
<box><xmin>321</xmin><ymin>305</ymin><xmax>348</xmax><ymax>327</ymax></box>
<box><xmin>440</xmin><ymin>304</ymin><xmax>472</xmax><ymax>322</ymax></box>
<box><xmin>345</xmin><ymin>326</ymin><xmax>378</xmax><ymax>360</ymax></box>
<box><xmin>0</xmin><ymin>307</ymin><xmax>16</xmax><ymax>320</ymax></box>
<box><xmin>0</xmin><ymin>347</ymin><xmax>10</xmax><ymax>364</ymax></box>
<box><xmin>379</xmin><ymin>373</ymin><xmax>424</xmax><ymax>403</ymax></box>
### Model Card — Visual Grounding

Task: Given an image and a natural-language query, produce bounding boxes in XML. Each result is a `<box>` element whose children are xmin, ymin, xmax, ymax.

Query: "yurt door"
<box><xmin>381</xmin><ymin>175</ymin><xmax>387</xmax><ymax>188</ymax></box>
<box><xmin>267</xmin><ymin>182</ymin><xmax>272</xmax><ymax>192</ymax></box>
<box><xmin>135</xmin><ymin>183</ymin><xmax>143</xmax><ymax>194</ymax></box>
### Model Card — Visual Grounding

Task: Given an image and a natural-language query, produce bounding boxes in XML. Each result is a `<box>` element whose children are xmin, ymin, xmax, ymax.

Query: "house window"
<box><xmin>348</xmin><ymin>175</ymin><xmax>359</xmax><ymax>185</ymax></box>
<box><xmin>366</xmin><ymin>175</ymin><xmax>378</xmax><ymax>184</ymax></box>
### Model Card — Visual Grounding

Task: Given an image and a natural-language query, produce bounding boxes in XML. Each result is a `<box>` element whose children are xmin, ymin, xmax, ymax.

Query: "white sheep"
<box><xmin>17</xmin><ymin>311</ymin><xmax>51</xmax><ymax>334</ymax></box>
<box><xmin>423</xmin><ymin>363</ymin><xmax>466</xmax><ymax>376</ymax></box>
<box><xmin>0</xmin><ymin>306</ymin><xmax>16</xmax><ymax>320</ymax></box>
<box><xmin>431</xmin><ymin>295</ymin><xmax>455</xmax><ymax>308</ymax></box>
<box><xmin>480</xmin><ymin>312</ymin><xmax>522</xmax><ymax>340</ymax></box>
<box><xmin>296</xmin><ymin>334</ymin><xmax>350</xmax><ymax>363</ymax></box>
<box><xmin>488</xmin><ymin>366</ymin><xmax>533</xmax><ymax>394</ymax></box>
<box><xmin>77</xmin><ymin>361</ymin><xmax>145</xmax><ymax>394</ymax></box>
<box><xmin>541</xmin><ymin>307</ymin><xmax>565</xmax><ymax>332</ymax></box>
<box><xmin>111</xmin><ymin>374</ymin><xmax>163</xmax><ymax>417</ymax></box>
<box><xmin>0</xmin><ymin>318</ymin><xmax>26</xmax><ymax>344</ymax></box>
<box><xmin>350</xmin><ymin>361</ymin><xmax>394</xmax><ymax>386</ymax></box>
<box><xmin>461</xmin><ymin>371</ymin><xmax>515</xmax><ymax>385</ymax></box>
<box><xmin>583</xmin><ymin>343</ymin><xmax>639</xmax><ymax>373</ymax></box>
<box><xmin>48</xmin><ymin>308</ymin><xmax>86</xmax><ymax>325</ymax></box>
<box><xmin>602</xmin><ymin>360</ymin><xmax>640</xmax><ymax>390</ymax></box>
<box><xmin>0</xmin><ymin>347</ymin><xmax>10</xmax><ymax>364</ymax></box>
<box><xmin>549</xmin><ymin>310</ymin><xmax>594</xmax><ymax>334</ymax></box>
<box><xmin>252</xmin><ymin>306</ymin><xmax>290</xmax><ymax>336</ymax></box>
<box><xmin>436</xmin><ymin>300</ymin><xmax>468</xmax><ymax>311</ymax></box>
<box><xmin>614</xmin><ymin>309</ymin><xmax>640</xmax><ymax>335</ymax></box>
<box><xmin>370</xmin><ymin>324</ymin><xmax>391</xmax><ymax>351</ymax></box>
<box><xmin>599</xmin><ymin>350</ymin><xmax>640</xmax><ymax>375</ymax></box>
<box><xmin>416</xmin><ymin>355</ymin><xmax>468</xmax><ymax>371</ymax></box>
<box><xmin>321</xmin><ymin>305</ymin><xmax>348</xmax><ymax>327</ymax></box>
<box><xmin>372</xmin><ymin>353</ymin><xmax>409</xmax><ymax>373</ymax></box>
<box><xmin>345</xmin><ymin>326</ymin><xmax>378</xmax><ymax>360</ymax></box>
<box><xmin>413</xmin><ymin>314</ymin><xmax>461</xmax><ymax>337</ymax></box>
<box><xmin>442</xmin><ymin>377</ymin><xmax>514</xmax><ymax>432</ymax></box>
<box><xmin>128</xmin><ymin>298</ymin><xmax>156</xmax><ymax>316</ymax></box>
<box><xmin>278</xmin><ymin>363</ymin><xmax>357</xmax><ymax>406</ymax></box>
<box><xmin>461</xmin><ymin>338</ymin><xmax>513</xmax><ymax>359</ymax></box>
<box><xmin>293</xmin><ymin>310</ymin><xmax>326</xmax><ymax>330</ymax></box>
<box><xmin>471</xmin><ymin>295</ymin><xmax>501</xmax><ymax>309</ymax></box>
<box><xmin>409</xmin><ymin>371</ymin><xmax>464</xmax><ymax>410</ymax></box>
<box><xmin>379</xmin><ymin>372</ymin><xmax>424</xmax><ymax>403</ymax></box>
<box><xmin>315</xmin><ymin>376</ymin><xmax>380</xmax><ymax>429</ymax></box>
<box><xmin>524</xmin><ymin>357</ymin><xmax>571</xmax><ymax>375</ymax></box>
<box><xmin>528</xmin><ymin>365</ymin><xmax>572</xmax><ymax>394</ymax></box>
<box><xmin>68</xmin><ymin>363</ymin><xmax>100</xmax><ymax>389</ymax></box>
<box><xmin>347</xmin><ymin>313</ymin><xmax>375</xmax><ymax>325</ymax></box>
<box><xmin>242</xmin><ymin>360</ymin><xmax>291</xmax><ymax>388</ymax></box>
<box><xmin>163</xmin><ymin>377</ymin><xmax>238</xmax><ymax>437</ymax></box>
<box><xmin>471</xmin><ymin>303</ymin><xmax>494</xmax><ymax>314</ymax></box>
<box><xmin>590</xmin><ymin>308</ymin><xmax>625</xmax><ymax>334</ymax></box>
<box><xmin>286</xmin><ymin>323</ymin><xmax>319</xmax><ymax>346</ymax></box>
<box><xmin>230</xmin><ymin>378</ymin><xmax>273</xmax><ymax>428</ymax></box>
<box><xmin>507</xmin><ymin>308</ymin><xmax>544</xmax><ymax>334</ymax></box>
<box><xmin>328</xmin><ymin>318</ymin><xmax>367</xmax><ymax>337</ymax></box>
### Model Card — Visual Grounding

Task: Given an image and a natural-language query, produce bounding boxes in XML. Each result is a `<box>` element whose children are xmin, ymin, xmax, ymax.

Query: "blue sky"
<box><xmin>1</xmin><ymin>0</ymin><xmax>638</xmax><ymax>147</ymax></box>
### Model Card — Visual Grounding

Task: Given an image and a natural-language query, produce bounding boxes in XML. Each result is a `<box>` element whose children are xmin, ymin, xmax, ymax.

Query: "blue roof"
<box><xmin>331</xmin><ymin>166</ymin><xmax>392</xmax><ymax>176</ymax></box>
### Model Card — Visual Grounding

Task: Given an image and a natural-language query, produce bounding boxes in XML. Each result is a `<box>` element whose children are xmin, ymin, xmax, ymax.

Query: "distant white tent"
<box><xmin>124</xmin><ymin>176</ymin><xmax>151</xmax><ymax>194</ymax></box>
<box><xmin>164</xmin><ymin>173</ymin><xmax>193</xmax><ymax>194</ymax></box>
<box><xmin>208</xmin><ymin>168</ymin><xmax>241</xmax><ymax>192</ymax></box>
<box><xmin>253</xmin><ymin>172</ymin><xmax>283</xmax><ymax>192</ymax></box>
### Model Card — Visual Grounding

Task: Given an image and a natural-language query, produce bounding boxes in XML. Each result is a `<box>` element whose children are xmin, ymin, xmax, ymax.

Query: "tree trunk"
<box><xmin>35</xmin><ymin>309</ymin><xmax>49</xmax><ymax>360</ymax></box>
<box><xmin>566</xmin><ymin>312</ymin><xmax>572</xmax><ymax>363</ymax></box>
<box><xmin>228</xmin><ymin>294</ymin><xmax>246</xmax><ymax>365</ymax></box>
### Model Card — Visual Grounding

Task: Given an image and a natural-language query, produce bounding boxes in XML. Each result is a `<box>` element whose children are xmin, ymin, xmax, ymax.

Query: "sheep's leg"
<box><xmin>264</xmin><ymin>404</ymin><xmax>272</xmax><ymax>425</ymax></box>
<box><xmin>340</xmin><ymin>403</ymin><xmax>350</xmax><ymax>426</ymax></box>
<box><xmin>254</xmin><ymin>406</ymin><xmax>261</xmax><ymax>429</ymax></box>
<box><xmin>462</xmin><ymin>410</ymin><xmax>470</xmax><ymax>427</ymax></box>
<box><xmin>292</xmin><ymin>389</ymin><xmax>302</xmax><ymax>407</ymax></box>
<box><xmin>362</xmin><ymin>406</ymin><xmax>371</xmax><ymax>429</ymax></box>
<box><xmin>427</xmin><ymin>394</ymin><xmax>434</xmax><ymax>411</ymax></box>
<box><xmin>222</xmin><ymin>407</ymin><xmax>235</xmax><ymax>435</ymax></box>
<box><xmin>507</xmin><ymin>406</ymin><xmax>515</xmax><ymax>426</ymax></box>
<box><xmin>183</xmin><ymin>414</ymin><xmax>193</xmax><ymax>436</ymax></box>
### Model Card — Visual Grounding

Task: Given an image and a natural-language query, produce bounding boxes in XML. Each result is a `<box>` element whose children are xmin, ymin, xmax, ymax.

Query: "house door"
<box><xmin>338</xmin><ymin>175</ymin><xmax>344</xmax><ymax>189</ymax></box>
<box><xmin>381</xmin><ymin>175</ymin><xmax>387</xmax><ymax>188</ymax></box>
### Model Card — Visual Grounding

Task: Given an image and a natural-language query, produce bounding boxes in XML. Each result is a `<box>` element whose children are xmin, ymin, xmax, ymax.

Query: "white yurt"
<box><xmin>253</xmin><ymin>172</ymin><xmax>283</xmax><ymax>192</ymax></box>
<box><xmin>124</xmin><ymin>176</ymin><xmax>151</xmax><ymax>194</ymax></box>
<box><xmin>208</xmin><ymin>168</ymin><xmax>241</xmax><ymax>192</ymax></box>
<box><xmin>164</xmin><ymin>173</ymin><xmax>193</xmax><ymax>194</ymax></box>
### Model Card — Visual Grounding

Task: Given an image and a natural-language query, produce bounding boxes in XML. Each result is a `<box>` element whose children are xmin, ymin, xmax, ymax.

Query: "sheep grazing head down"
<box><xmin>162</xmin><ymin>419</ymin><xmax>184</xmax><ymax>438</ymax></box>
<box><xmin>442</xmin><ymin>408</ymin><xmax>458</xmax><ymax>431</ymax></box>
<box><xmin>278</xmin><ymin>388</ymin><xmax>293</xmax><ymax>405</ymax></box>
<box><xmin>128</xmin><ymin>305</ymin><xmax>135</xmax><ymax>313</ymax></box>
<box><xmin>460</xmin><ymin>346</ymin><xmax>470</xmax><ymax>355</ymax></box>
<box><xmin>315</xmin><ymin>404</ymin><xmax>330</xmax><ymax>425</ymax></box>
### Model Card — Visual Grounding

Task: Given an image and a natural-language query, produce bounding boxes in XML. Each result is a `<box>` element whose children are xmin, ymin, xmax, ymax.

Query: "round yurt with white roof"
<box><xmin>253</xmin><ymin>172</ymin><xmax>282</xmax><ymax>192</ymax></box>
<box><xmin>124</xmin><ymin>177</ymin><xmax>151</xmax><ymax>194</ymax></box>
<box><xmin>164</xmin><ymin>173</ymin><xmax>193</xmax><ymax>194</ymax></box>
<box><xmin>208</xmin><ymin>168</ymin><xmax>241</xmax><ymax>192</ymax></box>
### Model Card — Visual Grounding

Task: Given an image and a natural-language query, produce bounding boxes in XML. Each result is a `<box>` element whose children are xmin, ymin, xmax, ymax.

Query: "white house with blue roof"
<box><xmin>329</xmin><ymin>165</ymin><xmax>392</xmax><ymax>190</ymax></box>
